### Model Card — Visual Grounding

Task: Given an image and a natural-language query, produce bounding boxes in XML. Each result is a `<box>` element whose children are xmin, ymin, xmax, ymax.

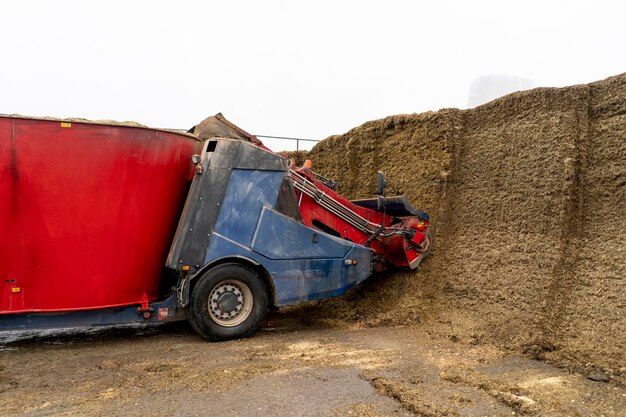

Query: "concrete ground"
<box><xmin>1</xmin><ymin>314</ymin><xmax>624</xmax><ymax>417</ymax></box>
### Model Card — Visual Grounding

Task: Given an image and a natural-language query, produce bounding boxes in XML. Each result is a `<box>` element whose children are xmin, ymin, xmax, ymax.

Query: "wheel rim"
<box><xmin>208</xmin><ymin>279</ymin><xmax>254</xmax><ymax>327</ymax></box>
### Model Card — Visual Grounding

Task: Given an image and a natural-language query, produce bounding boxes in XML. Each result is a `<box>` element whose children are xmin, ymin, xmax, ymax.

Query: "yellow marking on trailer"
<box><xmin>60</xmin><ymin>122</ymin><xmax>72</xmax><ymax>128</ymax></box>
<box><xmin>11</xmin><ymin>287</ymin><xmax>21</xmax><ymax>293</ymax></box>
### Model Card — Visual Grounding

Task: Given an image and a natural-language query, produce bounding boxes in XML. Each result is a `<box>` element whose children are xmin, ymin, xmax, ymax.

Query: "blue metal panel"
<box><xmin>270</xmin><ymin>258</ymin><xmax>347</xmax><ymax>305</ymax></box>
<box><xmin>214</xmin><ymin>169</ymin><xmax>284</xmax><ymax>248</ymax></box>
<box><xmin>342</xmin><ymin>245</ymin><xmax>373</xmax><ymax>291</ymax></box>
<box><xmin>251</xmin><ymin>207</ymin><xmax>350</xmax><ymax>259</ymax></box>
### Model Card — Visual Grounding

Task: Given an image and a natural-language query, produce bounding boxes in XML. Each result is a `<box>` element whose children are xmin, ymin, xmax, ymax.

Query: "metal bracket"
<box><xmin>136</xmin><ymin>305</ymin><xmax>154</xmax><ymax>319</ymax></box>
<box><xmin>177</xmin><ymin>274</ymin><xmax>191</xmax><ymax>308</ymax></box>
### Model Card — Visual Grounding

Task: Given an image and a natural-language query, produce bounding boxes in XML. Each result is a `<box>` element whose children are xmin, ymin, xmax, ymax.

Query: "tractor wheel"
<box><xmin>188</xmin><ymin>263</ymin><xmax>269</xmax><ymax>341</ymax></box>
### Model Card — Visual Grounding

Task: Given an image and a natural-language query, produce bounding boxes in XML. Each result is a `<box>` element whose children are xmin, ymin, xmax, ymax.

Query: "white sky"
<box><xmin>1</xmin><ymin>1</ymin><xmax>624</xmax><ymax>150</ymax></box>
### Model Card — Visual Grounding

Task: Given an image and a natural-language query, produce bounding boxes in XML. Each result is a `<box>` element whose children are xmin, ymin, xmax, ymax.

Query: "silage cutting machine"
<box><xmin>0</xmin><ymin>113</ymin><xmax>431</xmax><ymax>341</ymax></box>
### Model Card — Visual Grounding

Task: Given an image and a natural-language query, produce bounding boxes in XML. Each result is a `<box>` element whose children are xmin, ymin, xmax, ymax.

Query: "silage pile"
<box><xmin>289</xmin><ymin>74</ymin><xmax>626</xmax><ymax>383</ymax></box>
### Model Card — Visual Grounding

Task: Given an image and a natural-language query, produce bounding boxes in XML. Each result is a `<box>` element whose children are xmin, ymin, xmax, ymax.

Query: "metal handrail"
<box><xmin>256</xmin><ymin>135</ymin><xmax>320</xmax><ymax>151</ymax></box>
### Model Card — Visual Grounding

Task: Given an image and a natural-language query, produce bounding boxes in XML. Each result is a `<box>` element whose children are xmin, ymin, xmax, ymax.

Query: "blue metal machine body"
<box><xmin>168</xmin><ymin>138</ymin><xmax>374</xmax><ymax>306</ymax></box>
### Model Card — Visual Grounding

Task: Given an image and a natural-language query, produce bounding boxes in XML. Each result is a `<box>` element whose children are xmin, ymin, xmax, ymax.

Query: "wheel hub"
<box><xmin>207</xmin><ymin>280</ymin><xmax>252</xmax><ymax>327</ymax></box>
<box><xmin>216</xmin><ymin>291</ymin><xmax>240</xmax><ymax>313</ymax></box>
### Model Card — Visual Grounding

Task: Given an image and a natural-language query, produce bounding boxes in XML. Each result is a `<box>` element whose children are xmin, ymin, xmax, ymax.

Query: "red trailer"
<box><xmin>0</xmin><ymin>116</ymin><xmax>201</xmax><ymax>314</ymax></box>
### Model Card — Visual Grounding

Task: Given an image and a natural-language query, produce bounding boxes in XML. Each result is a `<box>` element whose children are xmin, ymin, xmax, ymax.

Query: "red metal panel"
<box><xmin>0</xmin><ymin>118</ymin><xmax>18</xmax><ymax>311</ymax></box>
<box><xmin>291</xmin><ymin>167</ymin><xmax>430</xmax><ymax>272</ymax></box>
<box><xmin>0</xmin><ymin>117</ymin><xmax>201</xmax><ymax>313</ymax></box>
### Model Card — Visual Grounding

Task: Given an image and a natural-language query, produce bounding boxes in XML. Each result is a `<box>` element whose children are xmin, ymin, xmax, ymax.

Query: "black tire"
<box><xmin>188</xmin><ymin>263</ymin><xmax>269</xmax><ymax>341</ymax></box>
